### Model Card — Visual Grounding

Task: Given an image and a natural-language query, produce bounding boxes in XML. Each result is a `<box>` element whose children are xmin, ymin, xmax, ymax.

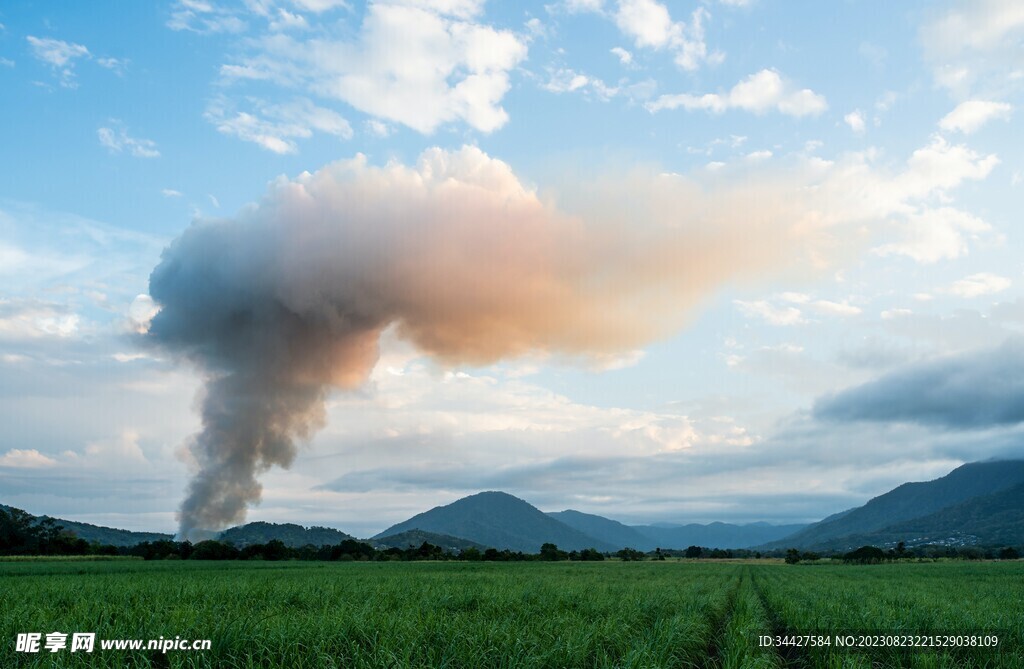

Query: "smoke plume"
<box><xmin>147</xmin><ymin>146</ymin><xmax>824</xmax><ymax>538</ymax></box>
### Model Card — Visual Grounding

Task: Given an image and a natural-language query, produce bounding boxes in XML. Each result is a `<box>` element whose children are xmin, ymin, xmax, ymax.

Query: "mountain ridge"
<box><xmin>375</xmin><ymin>491</ymin><xmax>616</xmax><ymax>552</ymax></box>
<box><xmin>762</xmin><ymin>459</ymin><xmax>1024</xmax><ymax>550</ymax></box>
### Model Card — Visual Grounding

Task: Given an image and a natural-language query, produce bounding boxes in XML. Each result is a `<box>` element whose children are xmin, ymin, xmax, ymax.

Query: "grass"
<box><xmin>0</xmin><ymin>556</ymin><xmax>143</xmax><ymax>562</ymax></box>
<box><xmin>1</xmin><ymin>560</ymin><xmax>1021</xmax><ymax>668</ymax></box>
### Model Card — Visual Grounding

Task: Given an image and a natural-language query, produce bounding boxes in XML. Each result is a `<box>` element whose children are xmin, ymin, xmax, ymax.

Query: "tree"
<box><xmin>615</xmin><ymin>547</ymin><xmax>645</xmax><ymax>561</ymax></box>
<box><xmin>999</xmin><ymin>547</ymin><xmax>1020</xmax><ymax>560</ymax></box>
<box><xmin>784</xmin><ymin>548</ymin><xmax>802</xmax><ymax>564</ymax></box>
<box><xmin>684</xmin><ymin>545</ymin><xmax>702</xmax><ymax>559</ymax></box>
<box><xmin>842</xmin><ymin>545</ymin><xmax>886</xmax><ymax>564</ymax></box>
<box><xmin>539</xmin><ymin>543</ymin><xmax>568</xmax><ymax>561</ymax></box>
<box><xmin>190</xmin><ymin>540</ymin><xmax>240</xmax><ymax>560</ymax></box>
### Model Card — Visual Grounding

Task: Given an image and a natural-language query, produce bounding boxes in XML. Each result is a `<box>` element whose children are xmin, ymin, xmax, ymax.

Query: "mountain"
<box><xmin>884</xmin><ymin>482</ymin><xmax>1024</xmax><ymax>545</ymax></box>
<box><xmin>372</xmin><ymin>529</ymin><xmax>487</xmax><ymax>553</ymax></box>
<box><xmin>826</xmin><ymin>482</ymin><xmax>1024</xmax><ymax>549</ymax></box>
<box><xmin>547</xmin><ymin>510</ymin><xmax>653</xmax><ymax>549</ymax></box>
<box><xmin>548</xmin><ymin>509</ymin><xmax>803</xmax><ymax>550</ymax></box>
<box><xmin>46</xmin><ymin>518</ymin><xmax>172</xmax><ymax>546</ymax></box>
<box><xmin>763</xmin><ymin>460</ymin><xmax>1024</xmax><ymax>550</ymax></box>
<box><xmin>218</xmin><ymin>522</ymin><xmax>355</xmax><ymax>548</ymax></box>
<box><xmin>1</xmin><ymin>505</ymin><xmax>172</xmax><ymax>547</ymax></box>
<box><xmin>633</xmin><ymin>522</ymin><xmax>809</xmax><ymax>550</ymax></box>
<box><xmin>375</xmin><ymin>491</ymin><xmax>615</xmax><ymax>552</ymax></box>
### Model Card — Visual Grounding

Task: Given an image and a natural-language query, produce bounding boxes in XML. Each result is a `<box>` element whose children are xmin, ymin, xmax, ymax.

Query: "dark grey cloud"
<box><xmin>814</xmin><ymin>338</ymin><xmax>1024</xmax><ymax>428</ymax></box>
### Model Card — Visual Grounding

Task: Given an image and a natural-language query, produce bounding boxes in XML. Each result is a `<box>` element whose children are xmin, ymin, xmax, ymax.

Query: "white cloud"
<box><xmin>524</xmin><ymin>17</ymin><xmax>546</xmax><ymax>39</ymax></box>
<box><xmin>268</xmin><ymin>8</ymin><xmax>310</xmax><ymax>31</ymax></box>
<box><xmin>779</xmin><ymin>292</ymin><xmax>810</xmax><ymax>304</ymax></box>
<box><xmin>944</xmin><ymin>272</ymin><xmax>1011</xmax><ymax>298</ymax></box>
<box><xmin>0</xmin><ymin>448</ymin><xmax>57</xmax><ymax>469</ymax></box>
<box><xmin>205</xmin><ymin>97</ymin><xmax>352</xmax><ymax>153</ymax></box>
<box><xmin>810</xmin><ymin>299</ymin><xmax>862</xmax><ymax>317</ymax></box>
<box><xmin>844</xmin><ymin>109</ymin><xmax>866</xmax><ymax>133</ymax></box>
<box><xmin>161</xmin><ymin>189</ymin><xmax>184</xmax><ymax>198</ymax></box>
<box><xmin>802</xmin><ymin>135</ymin><xmax>998</xmax><ymax>264</ymax></box>
<box><xmin>610</xmin><ymin>46</ymin><xmax>633</xmax><ymax>65</ymax></box>
<box><xmin>647</xmin><ymin>69</ymin><xmax>827</xmax><ymax>117</ymax></box>
<box><xmin>938</xmin><ymin>100</ymin><xmax>1012</xmax><ymax>133</ymax></box>
<box><xmin>167</xmin><ymin>0</ymin><xmax>248</xmax><ymax>33</ymax></box>
<box><xmin>542</xmin><ymin>68</ymin><xmax>618</xmax><ymax>100</ymax></box>
<box><xmin>735</xmin><ymin>295</ymin><xmax>860</xmax><ymax>323</ymax></box>
<box><xmin>364</xmin><ymin>119</ymin><xmax>392</xmax><ymax>137</ymax></box>
<box><xmin>26</xmin><ymin>36</ymin><xmax>90</xmax><ymax>87</ymax></box>
<box><xmin>85</xmin><ymin>429</ymin><xmax>147</xmax><ymax>463</ymax></box>
<box><xmin>97</xmin><ymin>123</ymin><xmax>160</xmax><ymax>158</ymax></box>
<box><xmin>874</xmin><ymin>206</ymin><xmax>992</xmax><ymax>264</ymax></box>
<box><xmin>129</xmin><ymin>294</ymin><xmax>160</xmax><ymax>334</ymax></box>
<box><xmin>560</xmin><ymin>0</ymin><xmax>605</xmax><ymax>12</ymax></box>
<box><xmin>921</xmin><ymin>0</ymin><xmax>1024</xmax><ymax>95</ymax></box>
<box><xmin>0</xmin><ymin>299</ymin><xmax>80</xmax><ymax>339</ymax></box>
<box><xmin>613</xmin><ymin>2</ymin><xmax>720</xmax><ymax>71</ymax></box>
<box><xmin>291</xmin><ymin>0</ymin><xmax>350</xmax><ymax>12</ymax></box>
<box><xmin>1</xmin><ymin>57</ymin><xmax>16</xmax><ymax>68</ymax></box>
<box><xmin>95</xmin><ymin>56</ymin><xmax>129</xmax><ymax>74</ymax></box>
<box><xmin>217</xmin><ymin>2</ymin><xmax>527</xmax><ymax>134</ymax></box>
<box><xmin>733</xmin><ymin>299</ymin><xmax>805</xmax><ymax>326</ymax></box>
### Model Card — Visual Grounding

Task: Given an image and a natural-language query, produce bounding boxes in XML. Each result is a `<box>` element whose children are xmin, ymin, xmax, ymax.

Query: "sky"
<box><xmin>1</xmin><ymin>0</ymin><xmax>1023</xmax><ymax>537</ymax></box>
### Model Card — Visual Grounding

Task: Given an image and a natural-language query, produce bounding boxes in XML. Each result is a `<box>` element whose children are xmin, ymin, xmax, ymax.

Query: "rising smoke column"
<box><xmin>147</xmin><ymin>146</ymin><xmax>820</xmax><ymax>538</ymax></box>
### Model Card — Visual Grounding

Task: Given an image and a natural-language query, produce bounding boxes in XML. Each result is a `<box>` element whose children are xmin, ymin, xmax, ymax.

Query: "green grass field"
<box><xmin>2</xmin><ymin>560</ymin><xmax>1021</xmax><ymax>668</ymax></box>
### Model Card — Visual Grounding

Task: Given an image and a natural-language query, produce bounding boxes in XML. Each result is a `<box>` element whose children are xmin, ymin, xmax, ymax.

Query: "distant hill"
<box><xmin>218</xmin><ymin>522</ymin><xmax>355</xmax><ymax>548</ymax></box>
<box><xmin>547</xmin><ymin>509</ymin><xmax>802</xmax><ymax>550</ymax></box>
<box><xmin>547</xmin><ymin>510</ymin><xmax>653</xmax><ymax>549</ymax></box>
<box><xmin>824</xmin><ymin>482</ymin><xmax>1024</xmax><ymax>549</ymax></box>
<box><xmin>763</xmin><ymin>460</ymin><xmax>1024</xmax><ymax>550</ymax></box>
<box><xmin>372</xmin><ymin>529</ymin><xmax>487</xmax><ymax>553</ymax></box>
<box><xmin>0</xmin><ymin>505</ymin><xmax>172</xmax><ymax>547</ymax></box>
<box><xmin>45</xmin><ymin>518</ymin><xmax>172</xmax><ymax>547</ymax></box>
<box><xmin>375</xmin><ymin>491</ymin><xmax>615</xmax><ymax>553</ymax></box>
<box><xmin>633</xmin><ymin>521</ymin><xmax>809</xmax><ymax>550</ymax></box>
<box><xmin>884</xmin><ymin>482</ymin><xmax>1024</xmax><ymax>545</ymax></box>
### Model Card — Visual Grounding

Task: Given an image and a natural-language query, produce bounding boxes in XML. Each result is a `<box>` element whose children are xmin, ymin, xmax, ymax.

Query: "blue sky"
<box><xmin>1</xmin><ymin>0</ymin><xmax>1023</xmax><ymax>536</ymax></box>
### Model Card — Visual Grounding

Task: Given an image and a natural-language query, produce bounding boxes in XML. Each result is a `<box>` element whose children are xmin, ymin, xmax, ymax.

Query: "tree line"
<box><xmin>5</xmin><ymin>507</ymin><xmax>1020</xmax><ymax>562</ymax></box>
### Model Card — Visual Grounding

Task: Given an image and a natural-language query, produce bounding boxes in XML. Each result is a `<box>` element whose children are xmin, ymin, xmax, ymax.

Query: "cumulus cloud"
<box><xmin>97</xmin><ymin>123</ymin><xmax>160</xmax><ymax>158</ymax></box>
<box><xmin>647</xmin><ymin>69</ymin><xmax>828</xmax><ymax>117</ymax></box>
<box><xmin>551</xmin><ymin>0</ymin><xmax>720</xmax><ymax>70</ymax></box>
<box><xmin>844</xmin><ymin>109</ymin><xmax>866</xmax><ymax>133</ymax></box>
<box><xmin>874</xmin><ymin>206</ymin><xmax>993</xmax><ymax>264</ymax></box>
<box><xmin>733</xmin><ymin>299</ymin><xmax>805</xmax><ymax>326</ymax></box>
<box><xmin>815</xmin><ymin>339</ymin><xmax>1024</xmax><ymax>429</ymax></box>
<box><xmin>147</xmin><ymin>145</ymin><xmax>848</xmax><ymax>537</ymax></box>
<box><xmin>944</xmin><ymin>272</ymin><xmax>1011</xmax><ymax>298</ymax></box>
<box><xmin>610</xmin><ymin>46</ymin><xmax>633</xmax><ymax>65</ymax></box>
<box><xmin>216</xmin><ymin>1</ymin><xmax>527</xmax><ymax>133</ymax></box>
<box><xmin>542</xmin><ymin>68</ymin><xmax>619</xmax><ymax>100</ymax></box>
<box><xmin>0</xmin><ymin>449</ymin><xmax>58</xmax><ymax>469</ymax></box>
<box><xmin>613</xmin><ymin>1</ymin><xmax>719</xmax><ymax>70</ymax></box>
<box><xmin>938</xmin><ymin>100</ymin><xmax>1012</xmax><ymax>133</ymax></box>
